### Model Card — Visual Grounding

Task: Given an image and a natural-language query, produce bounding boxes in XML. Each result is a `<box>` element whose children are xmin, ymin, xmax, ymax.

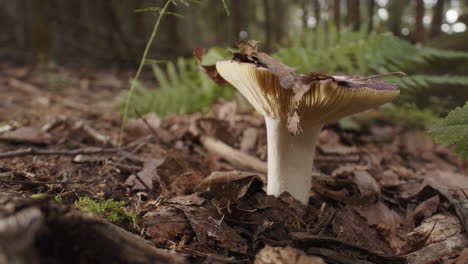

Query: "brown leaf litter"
<box><xmin>1</xmin><ymin>60</ymin><xmax>467</xmax><ymax>263</ymax></box>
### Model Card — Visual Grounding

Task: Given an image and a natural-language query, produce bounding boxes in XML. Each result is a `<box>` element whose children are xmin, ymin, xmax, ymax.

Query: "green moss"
<box><xmin>54</xmin><ymin>195</ymin><xmax>63</xmax><ymax>203</ymax></box>
<box><xmin>75</xmin><ymin>197</ymin><xmax>136</xmax><ymax>229</ymax></box>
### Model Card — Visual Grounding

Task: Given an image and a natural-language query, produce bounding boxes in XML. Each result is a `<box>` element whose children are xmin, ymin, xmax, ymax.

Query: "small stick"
<box><xmin>354</xmin><ymin>72</ymin><xmax>406</xmax><ymax>81</ymax></box>
<box><xmin>0</xmin><ymin>179</ymin><xmax>85</xmax><ymax>185</ymax></box>
<box><xmin>0</xmin><ymin>135</ymin><xmax>154</xmax><ymax>159</ymax></box>
<box><xmin>134</xmin><ymin>109</ymin><xmax>159</xmax><ymax>137</ymax></box>
<box><xmin>200</xmin><ymin>135</ymin><xmax>267</xmax><ymax>174</ymax></box>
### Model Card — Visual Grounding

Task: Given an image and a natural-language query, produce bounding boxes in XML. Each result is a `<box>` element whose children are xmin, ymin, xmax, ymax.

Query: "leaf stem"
<box><xmin>119</xmin><ymin>0</ymin><xmax>175</xmax><ymax>146</ymax></box>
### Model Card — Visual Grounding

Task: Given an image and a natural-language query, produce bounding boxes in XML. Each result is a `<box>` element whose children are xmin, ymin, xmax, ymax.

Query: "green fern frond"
<box><xmin>119</xmin><ymin>49</ymin><xmax>234</xmax><ymax>118</ymax></box>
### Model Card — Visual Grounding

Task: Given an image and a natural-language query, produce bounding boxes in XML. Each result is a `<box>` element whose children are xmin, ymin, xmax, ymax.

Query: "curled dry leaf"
<box><xmin>314</xmin><ymin>165</ymin><xmax>380</xmax><ymax>205</ymax></box>
<box><xmin>193</xmin><ymin>47</ymin><xmax>227</xmax><ymax>86</ymax></box>
<box><xmin>125</xmin><ymin>158</ymin><xmax>164</xmax><ymax>191</ymax></box>
<box><xmin>143</xmin><ymin>205</ymin><xmax>190</xmax><ymax>245</ymax></box>
<box><xmin>174</xmin><ymin>204</ymin><xmax>248</xmax><ymax>254</ymax></box>
<box><xmin>255</xmin><ymin>246</ymin><xmax>325</xmax><ymax>264</ymax></box>
<box><xmin>406</xmin><ymin>214</ymin><xmax>463</xmax><ymax>246</ymax></box>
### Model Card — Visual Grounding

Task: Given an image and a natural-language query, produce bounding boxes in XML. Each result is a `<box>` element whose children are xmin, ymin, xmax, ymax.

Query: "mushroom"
<box><xmin>215</xmin><ymin>54</ymin><xmax>400</xmax><ymax>205</ymax></box>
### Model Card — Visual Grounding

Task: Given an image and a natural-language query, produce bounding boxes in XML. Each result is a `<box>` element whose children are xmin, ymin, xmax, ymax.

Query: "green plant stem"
<box><xmin>119</xmin><ymin>0</ymin><xmax>174</xmax><ymax>146</ymax></box>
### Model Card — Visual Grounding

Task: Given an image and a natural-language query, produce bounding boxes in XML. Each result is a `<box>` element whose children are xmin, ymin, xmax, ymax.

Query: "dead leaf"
<box><xmin>240</xmin><ymin>127</ymin><xmax>258</xmax><ymax>153</ymax></box>
<box><xmin>314</xmin><ymin>166</ymin><xmax>380</xmax><ymax>205</ymax></box>
<box><xmin>332</xmin><ymin>206</ymin><xmax>394</xmax><ymax>254</ymax></box>
<box><xmin>405</xmin><ymin>233</ymin><xmax>467</xmax><ymax>264</ymax></box>
<box><xmin>168</xmin><ymin>193</ymin><xmax>205</xmax><ymax>206</ymax></box>
<box><xmin>125</xmin><ymin>159</ymin><xmax>164</xmax><ymax>191</ymax></box>
<box><xmin>406</xmin><ymin>214</ymin><xmax>463</xmax><ymax>246</ymax></box>
<box><xmin>156</xmin><ymin>155</ymin><xmax>205</xmax><ymax>197</ymax></box>
<box><xmin>236</xmin><ymin>40</ymin><xmax>259</xmax><ymax>60</ymax></box>
<box><xmin>208</xmin><ymin>100</ymin><xmax>237</xmax><ymax>127</ymax></box>
<box><xmin>193</xmin><ymin>47</ymin><xmax>227</xmax><ymax>86</ymax></box>
<box><xmin>255</xmin><ymin>246</ymin><xmax>325</xmax><ymax>264</ymax></box>
<box><xmin>143</xmin><ymin>205</ymin><xmax>190</xmax><ymax>245</ymax></box>
<box><xmin>125</xmin><ymin>112</ymin><xmax>161</xmax><ymax>138</ymax></box>
<box><xmin>411</xmin><ymin>195</ymin><xmax>439</xmax><ymax>223</ymax></box>
<box><xmin>174</xmin><ymin>204</ymin><xmax>248</xmax><ymax>254</ymax></box>
<box><xmin>354</xmin><ymin>202</ymin><xmax>403</xmax><ymax>228</ymax></box>
<box><xmin>0</xmin><ymin>127</ymin><xmax>53</xmax><ymax>144</ymax></box>
<box><xmin>444</xmin><ymin>248</ymin><xmax>468</xmax><ymax>264</ymax></box>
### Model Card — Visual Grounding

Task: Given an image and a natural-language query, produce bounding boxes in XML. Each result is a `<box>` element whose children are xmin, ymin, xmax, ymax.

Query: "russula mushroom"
<box><xmin>214</xmin><ymin>48</ymin><xmax>400</xmax><ymax>205</ymax></box>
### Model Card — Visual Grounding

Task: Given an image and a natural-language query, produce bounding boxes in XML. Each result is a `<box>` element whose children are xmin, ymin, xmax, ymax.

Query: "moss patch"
<box><xmin>75</xmin><ymin>197</ymin><xmax>136</xmax><ymax>229</ymax></box>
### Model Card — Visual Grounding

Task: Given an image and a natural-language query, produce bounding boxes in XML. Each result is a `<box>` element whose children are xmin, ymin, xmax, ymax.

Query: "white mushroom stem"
<box><xmin>265</xmin><ymin>117</ymin><xmax>323</xmax><ymax>205</ymax></box>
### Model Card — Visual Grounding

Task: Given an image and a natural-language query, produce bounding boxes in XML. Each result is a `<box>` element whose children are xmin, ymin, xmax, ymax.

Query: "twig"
<box><xmin>0</xmin><ymin>135</ymin><xmax>154</xmax><ymax>159</ymax></box>
<box><xmin>200</xmin><ymin>135</ymin><xmax>267</xmax><ymax>174</ymax></box>
<box><xmin>0</xmin><ymin>179</ymin><xmax>85</xmax><ymax>185</ymax></box>
<box><xmin>74</xmin><ymin>121</ymin><xmax>118</xmax><ymax>147</ymax></box>
<box><xmin>135</xmin><ymin>109</ymin><xmax>159</xmax><ymax>137</ymax></box>
<box><xmin>176</xmin><ymin>248</ymin><xmax>248</xmax><ymax>263</ymax></box>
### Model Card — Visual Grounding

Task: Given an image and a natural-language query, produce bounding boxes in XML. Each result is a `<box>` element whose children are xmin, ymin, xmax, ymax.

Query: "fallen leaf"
<box><xmin>444</xmin><ymin>248</ymin><xmax>468</xmax><ymax>264</ymax></box>
<box><xmin>143</xmin><ymin>205</ymin><xmax>189</xmax><ymax>245</ymax></box>
<box><xmin>0</xmin><ymin>127</ymin><xmax>53</xmax><ymax>144</ymax></box>
<box><xmin>255</xmin><ymin>246</ymin><xmax>325</xmax><ymax>264</ymax></box>
<box><xmin>236</xmin><ymin>40</ymin><xmax>259</xmax><ymax>61</ymax></box>
<box><xmin>169</xmin><ymin>193</ymin><xmax>205</xmax><ymax>206</ymax></box>
<box><xmin>332</xmin><ymin>206</ymin><xmax>394</xmax><ymax>254</ymax></box>
<box><xmin>240</xmin><ymin>127</ymin><xmax>258</xmax><ymax>153</ymax></box>
<box><xmin>125</xmin><ymin>158</ymin><xmax>164</xmax><ymax>191</ymax></box>
<box><xmin>193</xmin><ymin>47</ymin><xmax>227</xmax><ymax>86</ymax></box>
<box><xmin>175</xmin><ymin>204</ymin><xmax>248</xmax><ymax>254</ymax></box>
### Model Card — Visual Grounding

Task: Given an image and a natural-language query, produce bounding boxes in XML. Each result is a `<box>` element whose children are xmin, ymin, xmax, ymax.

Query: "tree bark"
<box><xmin>346</xmin><ymin>0</ymin><xmax>361</xmax><ymax>31</ymax></box>
<box><xmin>430</xmin><ymin>0</ymin><xmax>445</xmax><ymax>39</ymax></box>
<box><xmin>415</xmin><ymin>0</ymin><xmax>425</xmax><ymax>43</ymax></box>
<box><xmin>334</xmin><ymin>0</ymin><xmax>341</xmax><ymax>30</ymax></box>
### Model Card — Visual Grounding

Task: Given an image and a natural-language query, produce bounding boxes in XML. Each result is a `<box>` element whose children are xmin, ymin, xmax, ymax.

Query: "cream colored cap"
<box><xmin>216</xmin><ymin>60</ymin><xmax>399</xmax><ymax>125</ymax></box>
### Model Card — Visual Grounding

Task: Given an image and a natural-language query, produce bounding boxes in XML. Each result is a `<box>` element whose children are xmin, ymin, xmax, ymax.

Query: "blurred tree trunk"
<box><xmin>232</xmin><ymin>0</ymin><xmax>242</xmax><ymax>41</ymax></box>
<box><xmin>387</xmin><ymin>0</ymin><xmax>405</xmax><ymax>37</ymax></box>
<box><xmin>346</xmin><ymin>0</ymin><xmax>360</xmax><ymax>31</ymax></box>
<box><xmin>430</xmin><ymin>0</ymin><xmax>445</xmax><ymax>38</ymax></box>
<box><xmin>312</xmin><ymin>0</ymin><xmax>321</xmax><ymax>25</ymax></box>
<box><xmin>273</xmin><ymin>0</ymin><xmax>288</xmax><ymax>45</ymax></box>
<box><xmin>368</xmin><ymin>0</ymin><xmax>375</xmax><ymax>32</ymax></box>
<box><xmin>166</xmin><ymin>4</ymin><xmax>180</xmax><ymax>54</ymax></box>
<box><xmin>333</xmin><ymin>0</ymin><xmax>341</xmax><ymax>30</ymax></box>
<box><xmin>263</xmin><ymin>0</ymin><xmax>272</xmax><ymax>52</ymax></box>
<box><xmin>31</xmin><ymin>0</ymin><xmax>50</xmax><ymax>68</ymax></box>
<box><xmin>302</xmin><ymin>0</ymin><xmax>309</xmax><ymax>30</ymax></box>
<box><xmin>415</xmin><ymin>0</ymin><xmax>425</xmax><ymax>43</ymax></box>
<box><xmin>133</xmin><ymin>0</ymin><xmax>146</xmax><ymax>49</ymax></box>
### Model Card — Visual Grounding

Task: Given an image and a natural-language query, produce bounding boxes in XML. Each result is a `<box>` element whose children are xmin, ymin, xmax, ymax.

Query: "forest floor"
<box><xmin>1</xmin><ymin>62</ymin><xmax>468</xmax><ymax>264</ymax></box>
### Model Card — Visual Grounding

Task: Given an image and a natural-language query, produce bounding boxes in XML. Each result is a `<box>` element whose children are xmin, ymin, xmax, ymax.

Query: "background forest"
<box><xmin>1</xmin><ymin>0</ymin><xmax>468</xmax><ymax>65</ymax></box>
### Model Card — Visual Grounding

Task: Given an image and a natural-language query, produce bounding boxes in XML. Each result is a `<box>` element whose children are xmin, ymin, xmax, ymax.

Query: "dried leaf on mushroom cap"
<box><xmin>197</xmin><ymin>40</ymin><xmax>401</xmax><ymax>135</ymax></box>
<box><xmin>218</xmin><ymin>41</ymin><xmax>400</xmax><ymax>135</ymax></box>
<box><xmin>193</xmin><ymin>47</ymin><xmax>228</xmax><ymax>86</ymax></box>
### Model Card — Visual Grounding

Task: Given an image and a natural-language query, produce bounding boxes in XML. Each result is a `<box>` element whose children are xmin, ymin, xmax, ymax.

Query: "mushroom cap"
<box><xmin>216</xmin><ymin>60</ymin><xmax>400</xmax><ymax>125</ymax></box>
